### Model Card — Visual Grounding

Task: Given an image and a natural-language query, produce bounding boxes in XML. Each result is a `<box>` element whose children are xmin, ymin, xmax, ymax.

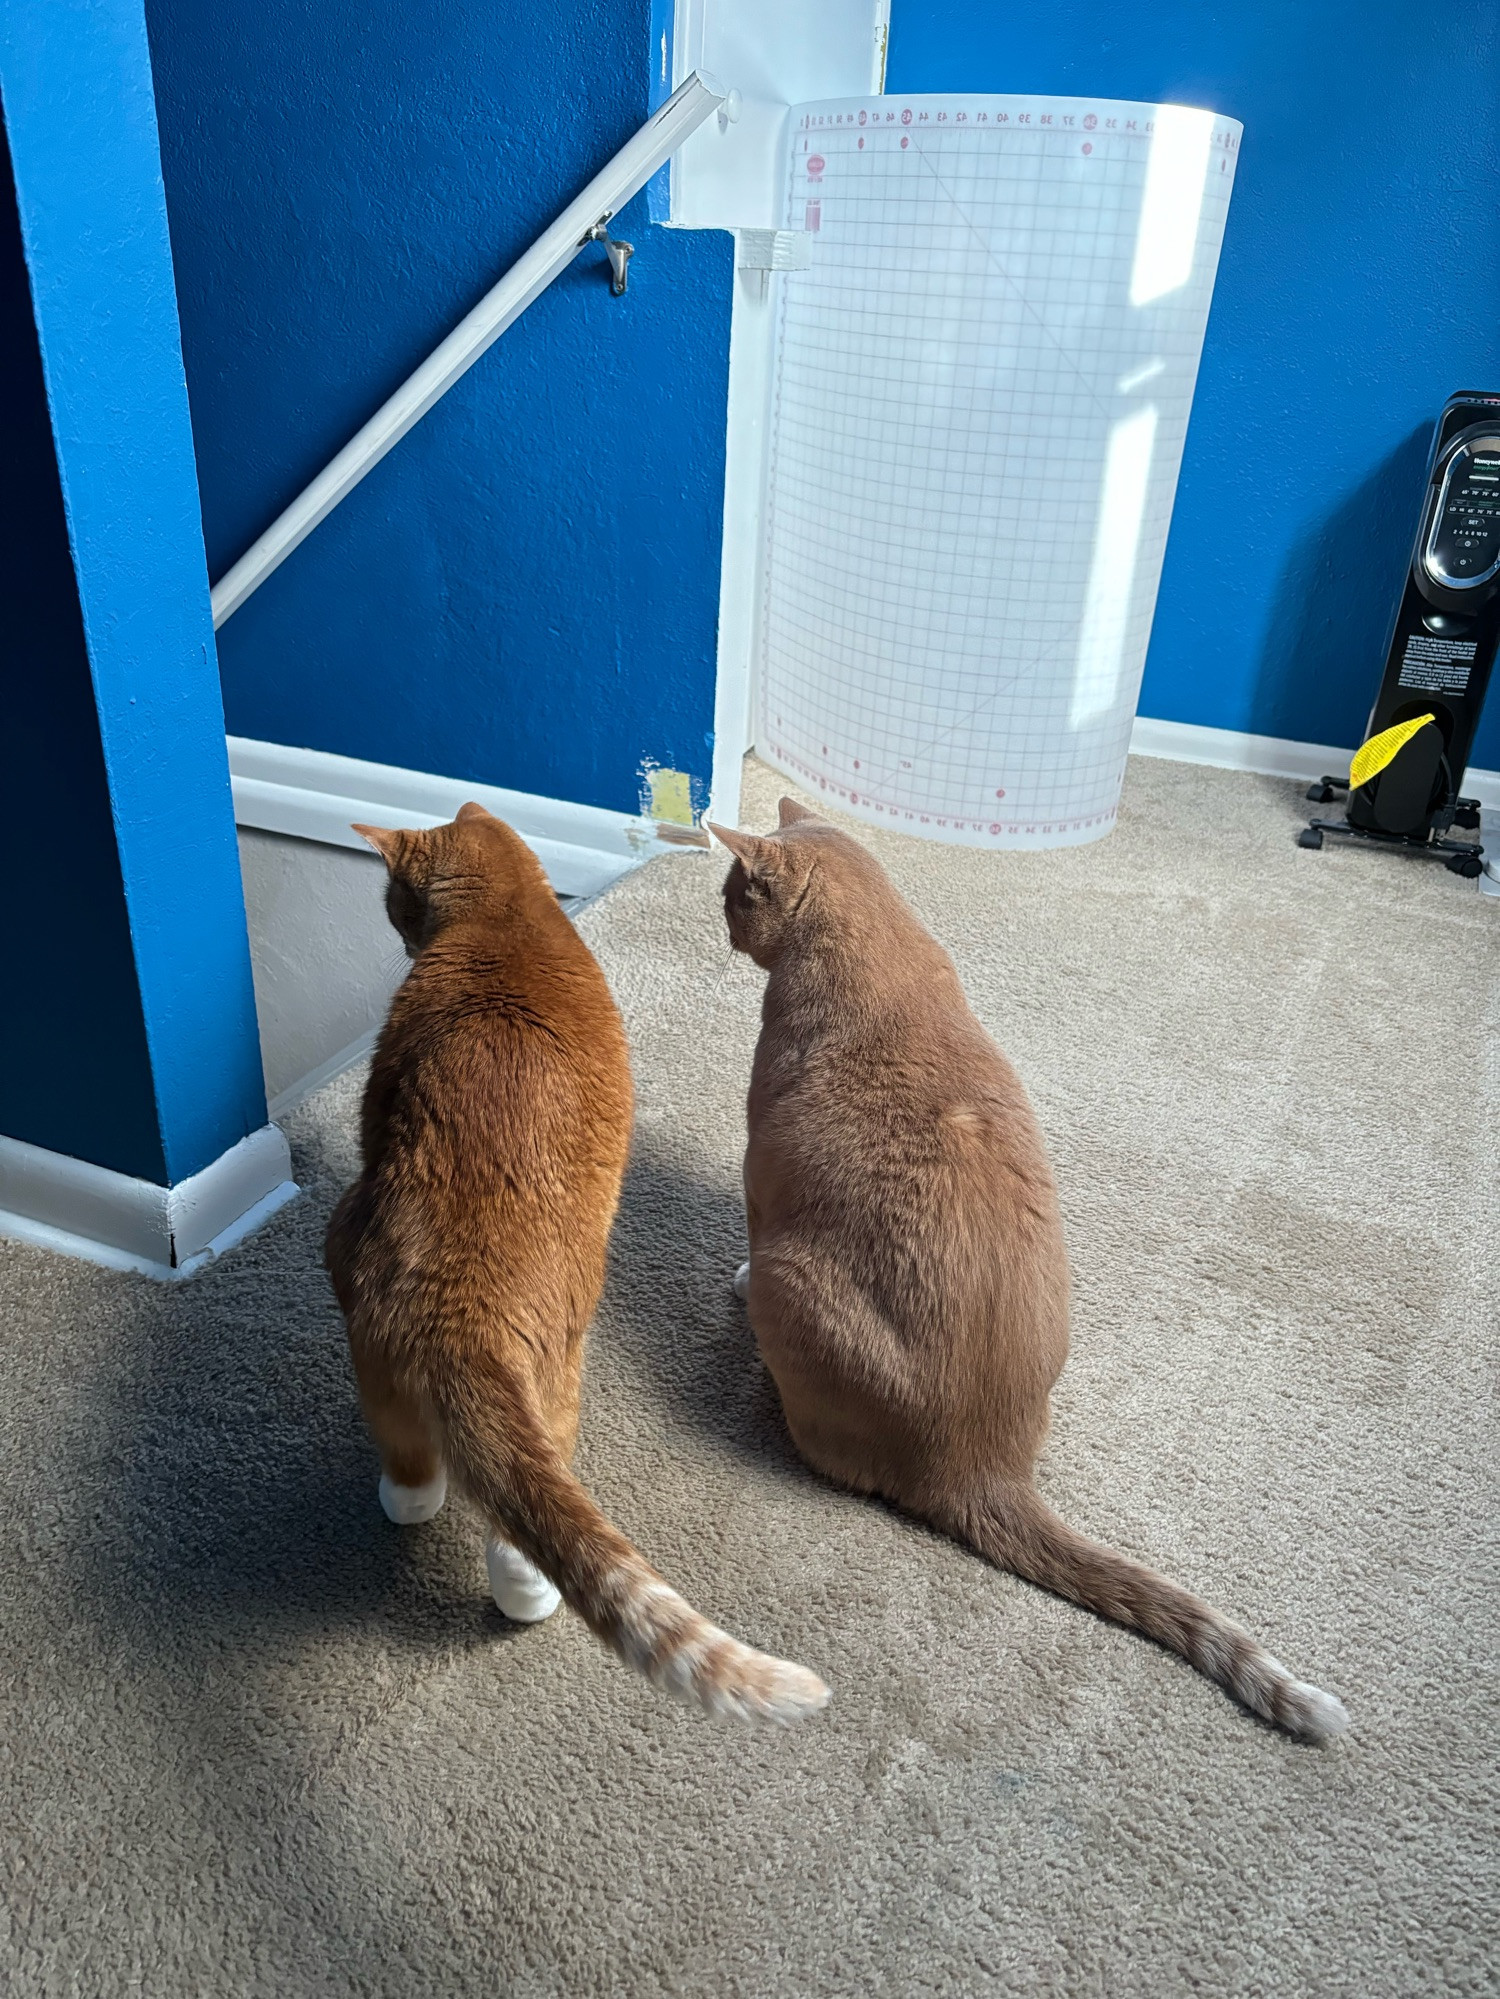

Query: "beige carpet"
<box><xmin>2</xmin><ymin>755</ymin><xmax>1496</xmax><ymax>1996</ymax></box>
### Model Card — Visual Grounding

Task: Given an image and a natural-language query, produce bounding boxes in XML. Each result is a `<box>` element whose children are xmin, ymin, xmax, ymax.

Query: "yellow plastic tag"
<box><xmin>1350</xmin><ymin>713</ymin><xmax>1436</xmax><ymax>790</ymax></box>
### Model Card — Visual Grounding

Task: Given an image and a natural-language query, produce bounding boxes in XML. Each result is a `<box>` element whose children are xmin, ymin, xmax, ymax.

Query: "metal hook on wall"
<box><xmin>584</xmin><ymin>218</ymin><xmax>633</xmax><ymax>296</ymax></box>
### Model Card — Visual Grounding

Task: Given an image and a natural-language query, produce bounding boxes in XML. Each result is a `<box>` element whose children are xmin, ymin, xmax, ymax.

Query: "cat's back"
<box><xmin>756</xmin><ymin>881</ymin><xmax>1030</xmax><ymax>1127</ymax></box>
<box><xmin>749</xmin><ymin>869</ymin><xmax>1057</xmax><ymax>1240</ymax></box>
<box><xmin>367</xmin><ymin>890</ymin><xmax>631</xmax><ymax>1188</ymax></box>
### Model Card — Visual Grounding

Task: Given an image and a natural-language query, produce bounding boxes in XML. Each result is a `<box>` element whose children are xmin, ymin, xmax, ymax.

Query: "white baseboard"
<box><xmin>230</xmin><ymin>727</ymin><xmax>1498</xmax><ymax>888</ymax></box>
<box><xmin>228</xmin><ymin>738</ymin><xmax>706</xmax><ymax>899</ymax></box>
<box><xmin>0</xmin><ymin>1123</ymin><xmax>298</xmax><ymax>1281</ymax></box>
<box><xmin>1129</xmin><ymin>714</ymin><xmax>1500</xmax><ymax>807</ymax></box>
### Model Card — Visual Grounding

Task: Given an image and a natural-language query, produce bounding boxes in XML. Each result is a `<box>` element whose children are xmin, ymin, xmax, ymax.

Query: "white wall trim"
<box><xmin>0</xmin><ymin>1123</ymin><xmax>297</xmax><ymax>1281</ymax></box>
<box><xmin>666</xmin><ymin>1</ymin><xmax>884</xmax><ymax>230</ymax></box>
<box><xmin>1129</xmin><ymin>714</ymin><xmax>1500</xmax><ymax>807</ymax></box>
<box><xmin>230</xmin><ymin>725</ymin><xmax>1500</xmax><ymax>878</ymax></box>
<box><xmin>227</xmin><ymin>738</ymin><xmax>705</xmax><ymax>899</ymax></box>
<box><xmin>708</xmin><ymin>256</ymin><xmax>779</xmax><ymax>827</ymax></box>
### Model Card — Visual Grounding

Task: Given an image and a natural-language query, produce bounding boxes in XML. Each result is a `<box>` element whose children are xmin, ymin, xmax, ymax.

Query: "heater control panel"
<box><xmin>1423</xmin><ymin>432</ymin><xmax>1500</xmax><ymax>591</ymax></box>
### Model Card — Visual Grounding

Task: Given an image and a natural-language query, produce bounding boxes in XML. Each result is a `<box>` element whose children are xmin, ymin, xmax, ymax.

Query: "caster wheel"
<box><xmin>1446</xmin><ymin>852</ymin><xmax>1483</xmax><ymax>879</ymax></box>
<box><xmin>1297</xmin><ymin>827</ymin><xmax>1324</xmax><ymax>850</ymax></box>
<box><xmin>1306</xmin><ymin>783</ymin><xmax>1336</xmax><ymax>804</ymax></box>
<box><xmin>1453</xmin><ymin>805</ymin><xmax>1481</xmax><ymax>830</ymax></box>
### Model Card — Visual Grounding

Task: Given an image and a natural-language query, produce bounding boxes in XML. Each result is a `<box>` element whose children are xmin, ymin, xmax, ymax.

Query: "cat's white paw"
<box><xmin>733</xmin><ymin>1260</ymin><xmax>751</xmax><ymax>1301</ymax></box>
<box><xmin>487</xmin><ymin>1538</ymin><xmax>562</xmax><ymax>1623</ymax></box>
<box><xmin>378</xmin><ymin>1470</ymin><xmax>447</xmax><ymax>1525</ymax></box>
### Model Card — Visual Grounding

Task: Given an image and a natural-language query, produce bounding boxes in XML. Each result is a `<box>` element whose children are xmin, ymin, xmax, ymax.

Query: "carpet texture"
<box><xmin>2</xmin><ymin>756</ymin><xmax>1496</xmax><ymax>1996</ymax></box>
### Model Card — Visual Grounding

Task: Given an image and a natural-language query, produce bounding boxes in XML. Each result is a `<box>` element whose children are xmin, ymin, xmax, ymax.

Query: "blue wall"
<box><xmin>0</xmin><ymin>117</ymin><xmax>165</xmax><ymax>1182</ymax></box>
<box><xmin>146</xmin><ymin>0</ymin><xmax>732</xmax><ymax>820</ymax></box>
<box><xmin>1</xmin><ymin>0</ymin><xmax>268</xmax><ymax>1185</ymax></box>
<box><xmin>887</xmin><ymin>0</ymin><xmax>1500</xmax><ymax>769</ymax></box>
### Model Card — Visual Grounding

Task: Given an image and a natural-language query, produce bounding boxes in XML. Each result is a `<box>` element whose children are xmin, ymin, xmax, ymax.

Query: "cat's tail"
<box><xmin>958</xmin><ymin>1483</ymin><xmax>1349</xmax><ymax>1744</ymax></box>
<box><xmin>431</xmin><ymin>1364</ymin><xmax>830</xmax><ymax>1726</ymax></box>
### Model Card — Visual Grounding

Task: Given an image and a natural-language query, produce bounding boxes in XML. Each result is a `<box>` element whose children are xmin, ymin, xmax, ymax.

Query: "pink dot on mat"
<box><xmin>995</xmin><ymin>788</ymin><xmax>1006</xmax><ymax>799</ymax></box>
<box><xmin>900</xmin><ymin>136</ymin><xmax>909</xmax><ymax>148</ymax></box>
<box><xmin>1082</xmin><ymin>142</ymin><xmax>1092</xmax><ymax>154</ymax></box>
<box><xmin>858</xmin><ymin>137</ymin><xmax>864</xmax><ymax>148</ymax></box>
<box><xmin>853</xmin><ymin>760</ymin><xmax>861</xmax><ymax>770</ymax></box>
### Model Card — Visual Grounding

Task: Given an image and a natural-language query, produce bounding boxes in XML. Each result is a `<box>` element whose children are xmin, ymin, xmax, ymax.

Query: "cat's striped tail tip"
<box><xmin>705</xmin><ymin>1656</ymin><xmax>832</xmax><ymax>1728</ymax></box>
<box><xmin>756</xmin><ymin>1659</ymin><xmax>833</xmax><ymax>1726</ymax></box>
<box><xmin>1285</xmin><ymin>1679</ymin><xmax>1350</xmax><ymax>1744</ymax></box>
<box><xmin>653</xmin><ymin>1637</ymin><xmax>831</xmax><ymax>1727</ymax></box>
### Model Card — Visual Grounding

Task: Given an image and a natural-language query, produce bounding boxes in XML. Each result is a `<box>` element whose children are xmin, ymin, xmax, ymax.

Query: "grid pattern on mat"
<box><xmin>758</xmin><ymin>94</ymin><xmax>1240</xmax><ymax>850</ymax></box>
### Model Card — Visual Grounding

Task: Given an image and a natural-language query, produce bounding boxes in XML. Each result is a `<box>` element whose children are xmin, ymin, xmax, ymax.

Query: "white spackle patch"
<box><xmin>640</xmin><ymin>761</ymin><xmax>699</xmax><ymax>827</ymax></box>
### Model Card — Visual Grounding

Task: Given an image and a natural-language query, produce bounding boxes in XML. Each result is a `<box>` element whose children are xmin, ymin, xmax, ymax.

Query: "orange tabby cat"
<box><xmin>325</xmin><ymin>803</ymin><xmax>828</xmax><ymax>1725</ymax></box>
<box><xmin>710</xmin><ymin>799</ymin><xmax>1347</xmax><ymax>1742</ymax></box>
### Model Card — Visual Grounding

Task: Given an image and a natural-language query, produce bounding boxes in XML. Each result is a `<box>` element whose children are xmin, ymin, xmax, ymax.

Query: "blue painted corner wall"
<box><xmin>2</xmin><ymin>0</ymin><xmax>267</xmax><ymax>1187</ymax></box>
<box><xmin>0</xmin><ymin>115</ymin><xmax>165</xmax><ymax>1183</ymax></box>
<box><xmin>145</xmin><ymin>0</ymin><xmax>732</xmax><ymax>820</ymax></box>
<box><xmin>887</xmin><ymin>0</ymin><xmax>1500</xmax><ymax>769</ymax></box>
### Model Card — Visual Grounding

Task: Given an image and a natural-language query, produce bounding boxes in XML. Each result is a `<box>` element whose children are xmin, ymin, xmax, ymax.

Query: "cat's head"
<box><xmin>353</xmin><ymin>803</ymin><xmax>543</xmax><ymax>956</ymax></box>
<box><xmin>707</xmin><ymin>796</ymin><xmax>844</xmax><ymax>966</ymax></box>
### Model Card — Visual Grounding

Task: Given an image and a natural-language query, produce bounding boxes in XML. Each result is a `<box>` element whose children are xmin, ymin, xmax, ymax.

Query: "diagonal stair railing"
<box><xmin>210</xmin><ymin>71</ymin><xmax>725</xmax><ymax>628</ymax></box>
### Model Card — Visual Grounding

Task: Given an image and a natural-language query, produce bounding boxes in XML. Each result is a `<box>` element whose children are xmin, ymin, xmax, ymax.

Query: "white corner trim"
<box><xmin>0</xmin><ymin>1123</ymin><xmax>297</xmax><ymax>1281</ymax></box>
<box><xmin>709</xmin><ymin>256</ymin><xmax>780</xmax><ymax>829</ymax></box>
<box><xmin>226</xmin><ymin>737</ymin><xmax>700</xmax><ymax>898</ymax></box>
<box><xmin>1129</xmin><ymin>714</ymin><xmax>1500</xmax><ymax>808</ymax></box>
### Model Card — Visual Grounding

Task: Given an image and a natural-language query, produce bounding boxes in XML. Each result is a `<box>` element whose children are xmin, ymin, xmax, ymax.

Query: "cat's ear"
<box><xmin>455</xmin><ymin>801</ymin><xmax>493</xmax><ymax>826</ymax></box>
<box><xmin>352</xmin><ymin>823</ymin><xmax>403</xmax><ymax>868</ymax></box>
<box><xmin>707</xmin><ymin>823</ymin><xmax>777</xmax><ymax>872</ymax></box>
<box><xmin>777</xmin><ymin>796</ymin><xmax>818</xmax><ymax>828</ymax></box>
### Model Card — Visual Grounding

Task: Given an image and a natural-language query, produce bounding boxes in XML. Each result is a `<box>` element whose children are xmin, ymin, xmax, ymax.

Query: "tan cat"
<box><xmin>325</xmin><ymin>803</ymin><xmax>828</xmax><ymax>1725</ymax></box>
<box><xmin>709</xmin><ymin>798</ymin><xmax>1348</xmax><ymax>1743</ymax></box>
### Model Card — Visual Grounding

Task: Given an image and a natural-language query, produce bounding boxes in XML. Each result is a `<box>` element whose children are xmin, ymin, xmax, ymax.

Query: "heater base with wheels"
<box><xmin>1298</xmin><ymin>770</ymin><xmax>1486</xmax><ymax>879</ymax></box>
<box><xmin>1297</xmin><ymin>810</ymin><xmax>1485</xmax><ymax>877</ymax></box>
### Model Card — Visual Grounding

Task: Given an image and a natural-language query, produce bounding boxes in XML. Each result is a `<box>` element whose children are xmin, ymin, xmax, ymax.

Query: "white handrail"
<box><xmin>211</xmin><ymin>71</ymin><xmax>725</xmax><ymax>627</ymax></box>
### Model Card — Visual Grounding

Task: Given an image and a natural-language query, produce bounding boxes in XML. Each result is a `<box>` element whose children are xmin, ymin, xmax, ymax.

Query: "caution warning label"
<box><xmin>1397</xmin><ymin>632</ymin><xmax>1476</xmax><ymax>694</ymax></box>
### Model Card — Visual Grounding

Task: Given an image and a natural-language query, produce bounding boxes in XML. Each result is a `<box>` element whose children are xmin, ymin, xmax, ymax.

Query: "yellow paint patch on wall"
<box><xmin>647</xmin><ymin>767</ymin><xmax>696</xmax><ymax>826</ymax></box>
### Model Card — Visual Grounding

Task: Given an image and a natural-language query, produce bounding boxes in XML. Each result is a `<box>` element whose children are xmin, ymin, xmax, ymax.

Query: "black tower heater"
<box><xmin>1300</xmin><ymin>391</ymin><xmax>1500</xmax><ymax>877</ymax></box>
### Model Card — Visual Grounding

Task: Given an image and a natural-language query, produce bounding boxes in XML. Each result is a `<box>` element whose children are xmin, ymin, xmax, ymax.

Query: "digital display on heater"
<box><xmin>1425</xmin><ymin>437</ymin><xmax>1500</xmax><ymax>589</ymax></box>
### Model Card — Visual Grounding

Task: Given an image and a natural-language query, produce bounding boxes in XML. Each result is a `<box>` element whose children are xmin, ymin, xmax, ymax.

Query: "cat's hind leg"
<box><xmin>485</xmin><ymin>1539</ymin><xmax>562</xmax><ymax>1622</ymax></box>
<box><xmin>347</xmin><ymin>1324</ymin><xmax>447</xmax><ymax>1524</ymax></box>
<box><xmin>381</xmin><ymin>1470</ymin><xmax>447</xmax><ymax>1526</ymax></box>
<box><xmin>480</xmin><ymin>1350</ymin><xmax>573</xmax><ymax>1621</ymax></box>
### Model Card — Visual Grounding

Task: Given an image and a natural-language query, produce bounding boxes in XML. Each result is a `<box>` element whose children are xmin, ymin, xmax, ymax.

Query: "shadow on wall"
<box><xmin>1253</xmin><ymin>423</ymin><xmax>1432</xmax><ymax>752</ymax></box>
